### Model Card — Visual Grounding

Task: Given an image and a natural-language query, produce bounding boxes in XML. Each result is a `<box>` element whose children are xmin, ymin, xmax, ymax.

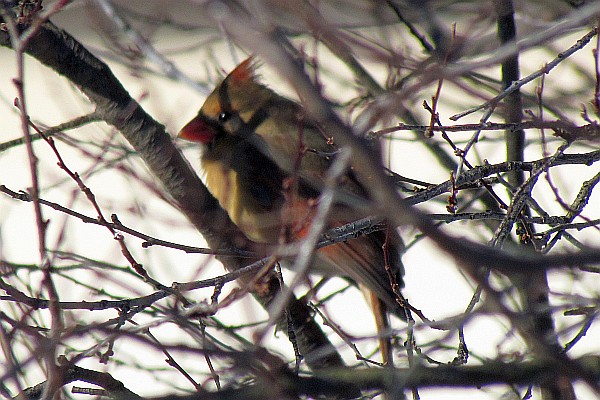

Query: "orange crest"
<box><xmin>227</xmin><ymin>57</ymin><xmax>258</xmax><ymax>87</ymax></box>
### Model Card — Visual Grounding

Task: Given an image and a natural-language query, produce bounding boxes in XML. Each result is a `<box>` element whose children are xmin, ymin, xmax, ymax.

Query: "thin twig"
<box><xmin>451</xmin><ymin>27</ymin><xmax>598</xmax><ymax>121</ymax></box>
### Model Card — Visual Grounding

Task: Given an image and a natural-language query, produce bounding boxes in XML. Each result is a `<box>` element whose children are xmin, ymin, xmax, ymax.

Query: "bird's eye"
<box><xmin>218</xmin><ymin>112</ymin><xmax>231</xmax><ymax>123</ymax></box>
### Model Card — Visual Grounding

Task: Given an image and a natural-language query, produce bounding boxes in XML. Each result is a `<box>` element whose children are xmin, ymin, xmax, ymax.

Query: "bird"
<box><xmin>178</xmin><ymin>57</ymin><xmax>405</xmax><ymax>361</ymax></box>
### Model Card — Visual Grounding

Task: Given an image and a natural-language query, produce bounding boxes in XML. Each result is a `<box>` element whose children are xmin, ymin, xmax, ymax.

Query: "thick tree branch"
<box><xmin>16</xmin><ymin>356</ymin><xmax>600</xmax><ymax>400</ymax></box>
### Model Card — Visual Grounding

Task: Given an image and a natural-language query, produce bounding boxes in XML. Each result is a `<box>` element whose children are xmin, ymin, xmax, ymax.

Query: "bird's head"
<box><xmin>178</xmin><ymin>57</ymin><xmax>271</xmax><ymax>147</ymax></box>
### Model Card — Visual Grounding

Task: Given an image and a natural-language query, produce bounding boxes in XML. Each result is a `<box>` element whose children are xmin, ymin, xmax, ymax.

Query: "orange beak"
<box><xmin>177</xmin><ymin>115</ymin><xmax>216</xmax><ymax>144</ymax></box>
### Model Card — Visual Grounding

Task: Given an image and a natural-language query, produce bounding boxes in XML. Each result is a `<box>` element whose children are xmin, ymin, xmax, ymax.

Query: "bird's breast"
<box><xmin>202</xmin><ymin>157</ymin><xmax>282</xmax><ymax>243</ymax></box>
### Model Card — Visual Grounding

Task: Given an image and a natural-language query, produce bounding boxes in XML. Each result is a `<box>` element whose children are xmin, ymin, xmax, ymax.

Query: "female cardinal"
<box><xmin>178</xmin><ymin>58</ymin><xmax>405</xmax><ymax>336</ymax></box>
